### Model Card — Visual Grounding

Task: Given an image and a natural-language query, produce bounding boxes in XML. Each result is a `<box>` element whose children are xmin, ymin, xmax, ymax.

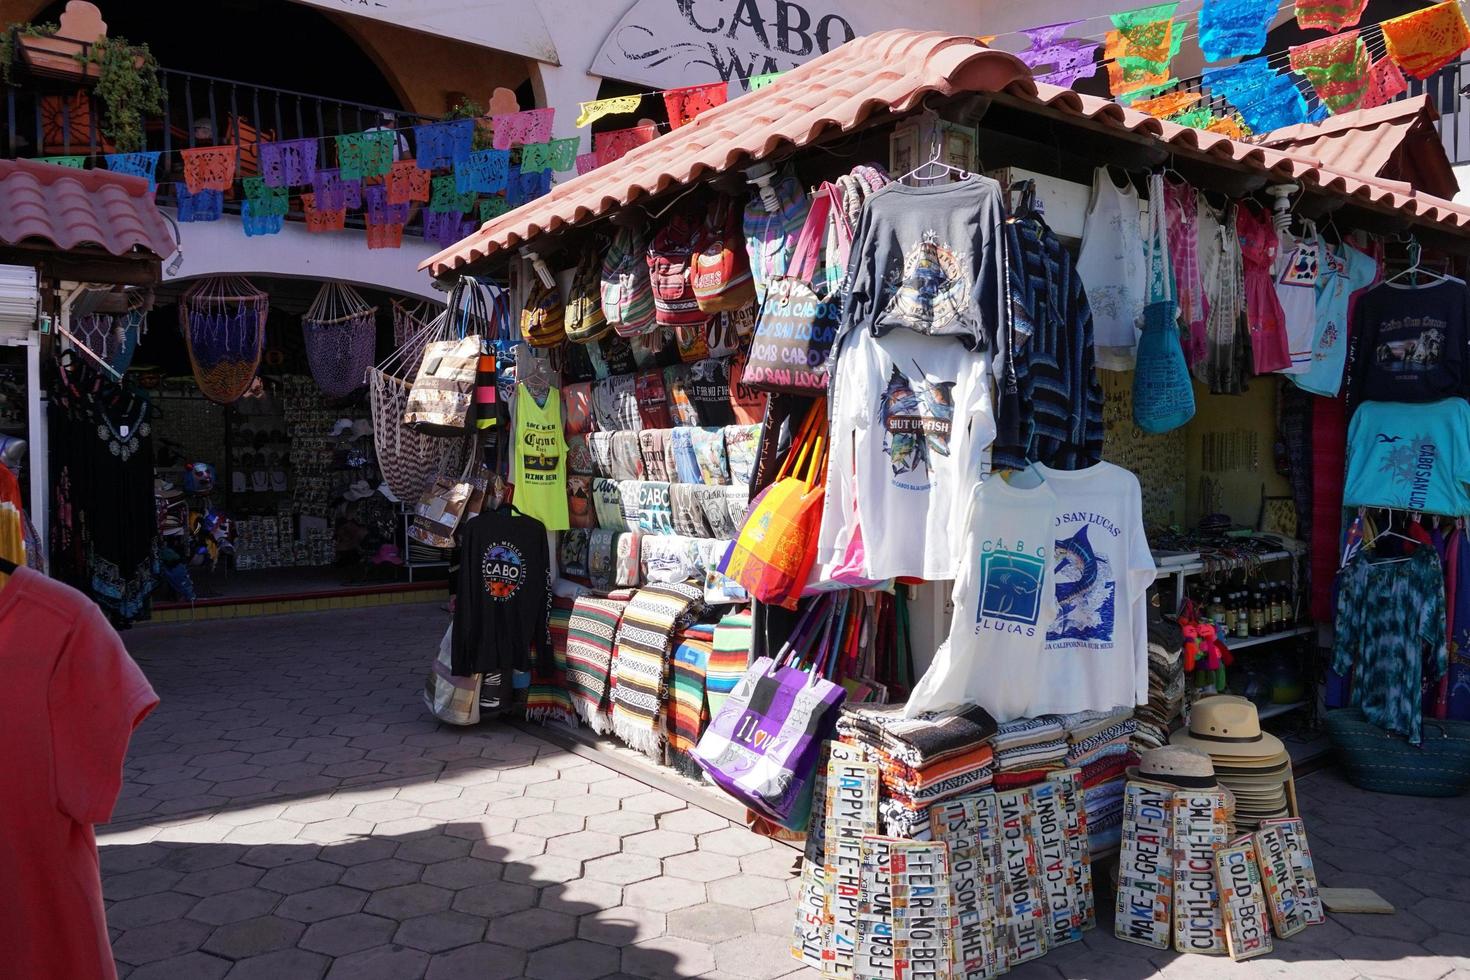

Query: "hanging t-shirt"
<box><xmin>904</xmin><ymin>475</ymin><xmax>1060</xmax><ymax>721</ymax></box>
<box><xmin>511</xmin><ymin>383</ymin><xmax>569</xmax><ymax>531</ymax></box>
<box><xmin>1010</xmin><ymin>461</ymin><xmax>1156</xmax><ymax>714</ymax></box>
<box><xmin>1294</xmin><ymin>242</ymin><xmax>1377</xmax><ymax>397</ymax></box>
<box><xmin>687</xmin><ymin>357</ymin><xmax>737</xmax><ymax>427</ymax></box>
<box><xmin>1275</xmin><ymin>235</ymin><xmax>1321</xmax><ymax>375</ymax></box>
<box><xmin>1344</xmin><ymin>398</ymin><xmax>1470</xmax><ymax>515</ymax></box>
<box><xmin>1348</xmin><ymin>278</ymin><xmax>1470</xmax><ymax>406</ymax></box>
<box><xmin>840</xmin><ymin>176</ymin><xmax>1008</xmax><ymax>351</ymax></box>
<box><xmin>0</xmin><ymin>568</ymin><xmax>158</xmax><ymax>980</ymax></box>
<box><xmin>452</xmin><ymin>509</ymin><xmax>552</xmax><ymax>680</ymax></box>
<box><xmin>818</xmin><ymin>327</ymin><xmax>994</xmax><ymax>581</ymax></box>
<box><xmin>1077</xmin><ymin>167</ymin><xmax>1147</xmax><ymax>371</ymax></box>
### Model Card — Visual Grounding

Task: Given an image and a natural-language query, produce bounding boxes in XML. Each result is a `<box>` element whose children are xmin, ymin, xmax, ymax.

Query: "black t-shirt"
<box><xmin>687</xmin><ymin>357</ymin><xmax>736</xmax><ymax>426</ymax></box>
<box><xmin>452</xmin><ymin>509</ymin><xmax>552</xmax><ymax>682</ymax></box>
<box><xmin>1349</xmin><ymin>279</ymin><xmax>1470</xmax><ymax>407</ymax></box>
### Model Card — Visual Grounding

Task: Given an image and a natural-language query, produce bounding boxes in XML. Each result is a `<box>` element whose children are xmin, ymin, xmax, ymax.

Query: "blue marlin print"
<box><xmin>1047</xmin><ymin>524</ymin><xmax>1116</xmax><ymax>644</ymax></box>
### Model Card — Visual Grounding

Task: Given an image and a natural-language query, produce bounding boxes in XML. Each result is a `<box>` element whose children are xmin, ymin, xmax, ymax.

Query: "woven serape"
<box><xmin>611</xmin><ymin>581</ymin><xmax>704</xmax><ymax>758</ymax></box>
<box><xmin>564</xmin><ymin>595</ymin><xmax>629</xmax><ymax>733</ymax></box>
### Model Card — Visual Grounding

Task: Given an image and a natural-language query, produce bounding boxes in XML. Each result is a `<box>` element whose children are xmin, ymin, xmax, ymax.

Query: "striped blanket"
<box><xmin>612</xmin><ymin>582</ymin><xmax>704</xmax><ymax>758</ymax></box>
<box><xmin>564</xmin><ymin>595</ymin><xmax>629</xmax><ymax>734</ymax></box>
<box><xmin>525</xmin><ymin>599</ymin><xmax>577</xmax><ymax>728</ymax></box>
<box><xmin>665</xmin><ymin>635</ymin><xmax>712</xmax><ymax>778</ymax></box>
<box><xmin>707</xmin><ymin>612</ymin><xmax>752</xmax><ymax>717</ymax></box>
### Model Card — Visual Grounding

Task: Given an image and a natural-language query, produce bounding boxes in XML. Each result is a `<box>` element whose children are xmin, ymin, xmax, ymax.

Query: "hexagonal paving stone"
<box><xmin>503</xmin><ymin>854</ymin><xmax>585</xmax><ymax>886</ymax></box>
<box><xmin>444</xmin><ymin>816</ymin><xmax>518</xmax><ymax>841</ymax></box>
<box><xmin>621</xmin><ymin>792</ymin><xmax>685</xmax><ymax>816</ymax></box>
<box><xmin>486</xmin><ymin>907</ymin><xmax>578</xmax><ymax>949</ymax></box>
<box><xmin>557</xmin><ymin>764</ymin><xmax>620</xmax><ymax>784</ymax></box>
<box><xmin>394</xmin><ymin>910</ymin><xmax>488</xmax><ymax>952</ymax></box>
<box><xmin>658</xmin><ymin>807</ymin><xmax>731</xmax><ymax>835</ymax></box>
<box><xmin>539</xmin><ymin>878</ymin><xmax>625</xmax><ymax>916</ymax></box>
<box><xmin>578</xmin><ymin>905</ymin><xmax>667</xmax><ymax>947</ymax></box>
<box><xmin>363</xmin><ymin>882</ymin><xmax>454</xmax><ymax>919</ymax></box>
<box><xmin>698</xmin><ymin>827</ymin><xmax>772</xmax><ymax>857</ymax></box>
<box><xmin>494</xmin><ymin>796</ymin><xmax>557</xmax><ymax>820</ymax></box>
<box><xmin>470</xmin><ymin>831</ymin><xmax>547</xmax><ymax>863</ymax></box>
<box><xmin>709</xmin><ymin>875</ymin><xmax>795</xmax><ymax>910</ymax></box>
<box><xmin>321</xmin><ymin>944</ymin><xmax>430</xmax><ymax>980</ymax></box>
<box><xmin>584</xmin><ymin>853</ymin><xmax>663</xmax><ymax>886</ymax></box>
<box><xmin>425</xmin><ymin>942</ymin><xmax>528</xmax><ymax>980</ymax></box>
<box><xmin>623</xmin><ymin>877</ymin><xmax>707</xmax><ymax>913</ymax></box>
<box><xmin>349</xmin><ymin>799</ymin><xmax>421</xmax><ymax>824</ymax></box>
<box><xmin>621</xmin><ymin>935</ymin><xmax>716</xmax><ymax>978</ymax></box>
<box><xmin>298</xmin><ymin>912</ymin><xmax>399</xmax><ymax>956</ymax></box>
<box><xmin>526</xmin><ymin>939</ymin><xmax>622</xmax><ymax>980</ymax></box>
<box><xmin>188</xmin><ymin>887</ymin><xmax>281</xmax><ymax>926</ymax></box>
<box><xmin>280</xmin><ymin>800</ymin><xmax>355</xmax><ymax>824</ymax></box>
<box><xmin>584</xmin><ymin>811</ymin><xmax>658</xmax><ymax>835</ymax></box>
<box><xmin>422</xmin><ymin>856</ymin><xmax>503</xmax><ymax>890</ymax></box>
<box><xmin>452</xmin><ymin>881</ymin><xmax>539</xmax><ymax>918</ymax></box>
<box><xmin>296</xmin><ymin>817</ymin><xmax>376</xmax><ymax>844</ymax></box>
<box><xmin>105</xmin><ymin>867</ymin><xmax>184</xmax><ymax>901</ymax></box>
<box><xmin>160</xmin><ymin>845</ymin><xmax>251</xmax><ymax>875</ymax></box>
<box><xmin>107</xmin><ymin>890</ymin><xmax>197</xmax><ymax>930</ymax></box>
<box><xmin>276</xmin><ymin>885</ymin><xmax>369</xmax><ymax>923</ymax></box>
<box><xmin>545</xmin><ymin>831</ymin><xmax>622</xmax><ymax>862</ymax></box>
<box><xmin>317</xmin><ymin>838</ymin><xmax>396</xmax><ymax>867</ymax></box>
<box><xmin>112</xmin><ymin>919</ymin><xmax>214</xmax><ymax>966</ymax></box>
<box><xmin>213</xmin><ymin>947</ymin><xmax>328</xmax><ymax>980</ymax></box>
<box><xmin>499</xmin><ymin>766</ymin><xmax>559</xmax><ymax>785</ymax></box>
<box><xmin>177</xmin><ymin>863</ymin><xmax>268</xmax><ymax>898</ymax></box>
<box><xmin>519</xmin><ymin>812</ymin><xmax>586</xmax><ymax>838</ymax></box>
<box><xmin>741</xmin><ymin>847</ymin><xmax>800</xmax><ymax>879</ymax></box>
<box><xmin>221</xmin><ymin>820</ymin><xmax>307</xmax><ymax>846</ymax></box>
<box><xmin>124</xmin><ymin>951</ymin><xmax>232</xmax><ymax>980</ymax></box>
<box><xmin>667</xmin><ymin>903</ymin><xmax>755</xmax><ymax>944</ymax></box>
<box><xmin>525</xmin><ymin>780</ymin><xmax>591</xmax><ymax>800</ymax></box>
<box><xmin>663</xmin><ymin>850</ymin><xmax>742</xmax><ymax>883</ymax></box>
<box><xmin>200</xmin><ymin>914</ymin><xmax>304</xmax><ymax>959</ymax></box>
<box><xmin>622</xmin><ymin>829</ymin><xmax>697</xmax><ymax>859</ymax></box>
<box><xmin>717</xmin><ymin>931</ymin><xmax>825</xmax><ymax>978</ymax></box>
<box><xmin>238</xmin><ymin>842</ymin><xmax>323</xmax><ymax>869</ymax></box>
<box><xmin>417</xmin><ymin>797</ymin><xmax>491</xmax><ymax>821</ymax></box>
<box><xmin>750</xmin><ymin>900</ymin><xmax>792</xmax><ymax>937</ymax></box>
<box><xmin>396</xmin><ymin>833</ymin><xmax>473</xmax><ymax>865</ymax></box>
<box><xmin>257</xmin><ymin>859</ymin><xmax>343</xmax><ymax>894</ymax></box>
<box><xmin>554</xmin><ymin>795</ymin><xmax>621</xmax><ymax>817</ymax></box>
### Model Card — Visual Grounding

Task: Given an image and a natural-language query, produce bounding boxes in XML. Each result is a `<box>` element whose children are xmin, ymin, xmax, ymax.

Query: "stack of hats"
<box><xmin>1170</xmin><ymin>695</ymin><xmax>1292</xmax><ymax>830</ymax></box>
<box><xmin>836</xmin><ymin>703</ymin><xmax>997</xmax><ymax>840</ymax></box>
<box><xmin>990</xmin><ymin>716</ymin><xmax>1069</xmax><ymax>789</ymax></box>
<box><xmin>1133</xmin><ymin>611</ymin><xmax>1186</xmax><ymax>752</ymax></box>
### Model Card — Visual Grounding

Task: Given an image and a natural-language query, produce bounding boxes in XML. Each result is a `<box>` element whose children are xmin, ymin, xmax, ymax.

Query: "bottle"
<box><xmin>1208</xmin><ymin>594</ymin><xmax>1225</xmax><ymax>630</ymax></box>
<box><xmin>1223</xmin><ymin>593</ymin><xmax>1239</xmax><ymax>636</ymax></box>
<box><xmin>1249</xmin><ymin>589</ymin><xmax>1266</xmax><ymax>637</ymax></box>
<box><xmin>1273</xmin><ymin>582</ymin><xmax>1286</xmax><ymax>629</ymax></box>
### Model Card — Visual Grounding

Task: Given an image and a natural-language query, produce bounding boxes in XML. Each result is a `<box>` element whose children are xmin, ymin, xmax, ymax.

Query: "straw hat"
<box><xmin>1127</xmin><ymin>745</ymin><xmax>1218</xmax><ymax>788</ymax></box>
<box><xmin>1170</xmin><ymin>695</ymin><xmax>1286</xmax><ymax>763</ymax></box>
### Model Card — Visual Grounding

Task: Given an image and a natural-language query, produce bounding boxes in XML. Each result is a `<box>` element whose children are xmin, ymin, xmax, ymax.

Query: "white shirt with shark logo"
<box><xmin>817</xmin><ymin>327</ymin><xmax>994</xmax><ymax>581</ymax></box>
<box><xmin>905</xmin><ymin>474</ymin><xmax>1060</xmax><ymax>721</ymax></box>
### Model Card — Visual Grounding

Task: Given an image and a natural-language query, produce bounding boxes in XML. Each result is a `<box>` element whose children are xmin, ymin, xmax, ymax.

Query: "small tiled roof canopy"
<box><xmin>0</xmin><ymin>158</ymin><xmax>176</xmax><ymax>260</ymax></box>
<box><xmin>422</xmin><ymin>30</ymin><xmax>1470</xmax><ymax>279</ymax></box>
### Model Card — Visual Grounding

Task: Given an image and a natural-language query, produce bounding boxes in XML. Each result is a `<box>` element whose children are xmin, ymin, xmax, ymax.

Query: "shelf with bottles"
<box><xmin>1222</xmin><ymin>625</ymin><xmax>1314</xmax><ymax>651</ymax></box>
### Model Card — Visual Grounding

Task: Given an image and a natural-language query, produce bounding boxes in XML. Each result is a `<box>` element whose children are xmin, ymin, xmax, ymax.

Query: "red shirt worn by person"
<box><xmin>0</xmin><ymin>567</ymin><xmax>158</xmax><ymax>980</ymax></box>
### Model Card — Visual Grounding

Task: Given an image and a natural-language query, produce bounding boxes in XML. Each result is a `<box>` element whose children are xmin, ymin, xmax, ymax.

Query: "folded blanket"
<box><xmin>1068</xmin><ymin>739</ymin><xmax>1134</xmax><ymax>771</ymax></box>
<box><xmin>838</xmin><ymin>703</ymin><xmax>998</xmax><ymax>769</ymax></box>
<box><xmin>995</xmin><ymin>736</ymin><xmax>1069</xmax><ymax>771</ymax></box>
<box><xmin>526</xmin><ymin>599</ymin><xmax>577</xmax><ymax>728</ymax></box>
<box><xmin>881</xmin><ymin>767</ymin><xmax>994</xmax><ymax>808</ymax></box>
<box><xmin>665</xmin><ymin>636</ymin><xmax>712</xmax><ymax>778</ymax></box>
<box><xmin>1046</xmin><ymin>707</ymin><xmax>1133</xmax><ymax>740</ymax></box>
<box><xmin>1063</xmin><ymin>714</ymin><xmax>1137</xmax><ymax>747</ymax></box>
<box><xmin>707</xmin><ymin>612</ymin><xmax>752</xmax><ymax>717</ymax></box>
<box><xmin>992</xmin><ymin>766</ymin><xmax>1060</xmax><ymax>790</ymax></box>
<box><xmin>876</xmin><ymin>743</ymin><xmax>994</xmax><ymax>789</ymax></box>
<box><xmin>992</xmin><ymin>716</ymin><xmax>1065</xmax><ymax>751</ymax></box>
<box><xmin>612</xmin><ymin>582</ymin><xmax>705</xmax><ymax>758</ymax></box>
<box><xmin>564</xmin><ymin>595</ymin><xmax>630</xmax><ymax>733</ymax></box>
<box><xmin>1080</xmin><ymin>753</ymin><xmax>1135</xmax><ymax>788</ymax></box>
<box><xmin>878</xmin><ymin>796</ymin><xmax>933</xmax><ymax>840</ymax></box>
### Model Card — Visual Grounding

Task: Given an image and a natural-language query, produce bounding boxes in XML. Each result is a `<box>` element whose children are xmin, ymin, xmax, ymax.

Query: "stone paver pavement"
<box><xmin>101</xmin><ymin>605</ymin><xmax>1470</xmax><ymax>978</ymax></box>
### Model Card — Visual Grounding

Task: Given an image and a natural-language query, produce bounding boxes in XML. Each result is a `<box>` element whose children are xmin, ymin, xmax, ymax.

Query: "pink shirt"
<box><xmin>0</xmin><ymin>567</ymin><xmax>158</xmax><ymax>980</ymax></box>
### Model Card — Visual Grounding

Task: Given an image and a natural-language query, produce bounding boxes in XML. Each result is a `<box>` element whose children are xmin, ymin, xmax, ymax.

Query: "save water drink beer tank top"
<box><xmin>513</xmin><ymin>382</ymin><xmax>569</xmax><ymax>531</ymax></box>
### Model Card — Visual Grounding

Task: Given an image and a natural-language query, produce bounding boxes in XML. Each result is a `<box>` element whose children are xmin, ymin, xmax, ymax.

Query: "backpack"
<box><xmin>520</xmin><ymin>279</ymin><xmax>566</xmax><ymax>348</ymax></box>
<box><xmin>565</xmin><ymin>249</ymin><xmax>610</xmax><ymax>344</ymax></box>
<box><xmin>692</xmin><ymin>197</ymin><xmax>756</xmax><ymax>313</ymax></box>
<box><xmin>646</xmin><ymin>213</ymin><xmax>705</xmax><ymax>328</ymax></box>
<box><xmin>742</xmin><ymin>168</ymin><xmax>808</xmax><ymax>305</ymax></box>
<box><xmin>600</xmin><ymin>225</ymin><xmax>657</xmax><ymax>337</ymax></box>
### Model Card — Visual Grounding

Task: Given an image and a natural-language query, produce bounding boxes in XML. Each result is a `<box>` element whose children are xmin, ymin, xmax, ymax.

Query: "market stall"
<box><xmin>405</xmin><ymin>28</ymin><xmax>1470</xmax><ymax>974</ymax></box>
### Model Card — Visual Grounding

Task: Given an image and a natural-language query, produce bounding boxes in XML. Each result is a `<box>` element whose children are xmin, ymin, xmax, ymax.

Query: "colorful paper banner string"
<box><xmin>181</xmin><ymin>146</ymin><xmax>237</xmax><ymax>193</ymax></box>
<box><xmin>1198</xmin><ymin>0</ymin><xmax>1276</xmax><ymax>61</ymax></box>
<box><xmin>104</xmin><ymin>151</ymin><xmax>160</xmax><ymax>191</ymax></box>
<box><xmin>547</xmin><ymin>137</ymin><xmax>579</xmax><ymax>172</ymax></box>
<box><xmin>413</xmin><ymin>118</ymin><xmax>475</xmax><ymax>170</ymax></box>
<box><xmin>455</xmin><ymin>148</ymin><xmax>511</xmax><ymax>193</ymax></box>
<box><xmin>1294</xmin><ymin>0</ymin><xmax>1369</xmax><ymax>32</ymax></box>
<box><xmin>260</xmin><ymin>138</ymin><xmax>316</xmax><ymax>188</ymax></box>
<box><xmin>1170</xmin><ymin>107</ymin><xmax>1216</xmax><ymax>128</ymax></box>
<box><xmin>492</xmin><ymin>107</ymin><xmax>554</xmax><ymax>150</ymax></box>
<box><xmin>35</xmin><ymin>155</ymin><xmax>86</xmax><ymax>168</ymax></box>
<box><xmin>422</xmin><ymin>209</ymin><xmax>474</xmax><ymax>248</ymax></box>
<box><xmin>1207</xmin><ymin>113</ymin><xmax>1252</xmax><ymax>138</ymax></box>
<box><xmin>301</xmin><ymin>192</ymin><xmax>346</xmax><ymax>233</ymax></box>
<box><xmin>520</xmin><ymin>142</ymin><xmax>553</xmax><ymax>174</ymax></box>
<box><xmin>366</xmin><ymin>222</ymin><xmax>404</xmax><ymax>250</ymax></box>
<box><xmin>1019</xmin><ymin>21</ymin><xmax>1103</xmax><ymax>87</ymax></box>
<box><xmin>575</xmin><ymin>152</ymin><xmax>599</xmax><ymax>175</ymax></box>
<box><xmin>663</xmin><ymin>81</ymin><xmax>728</xmax><ymax>128</ymax></box>
<box><xmin>1203</xmin><ymin>57</ymin><xmax>1312</xmax><ymax>133</ymax></box>
<box><xmin>480</xmin><ymin>197</ymin><xmax>511</xmax><ymax>223</ymax></box>
<box><xmin>311</xmin><ymin>168</ymin><xmax>362</xmax><ymax>212</ymax></box>
<box><xmin>1106</xmin><ymin>5</ymin><xmax>1184</xmax><ymax>97</ymax></box>
<box><xmin>241</xmin><ymin>176</ymin><xmax>289</xmax><ymax>217</ymax></box>
<box><xmin>748</xmin><ymin>71</ymin><xmax>783</xmax><ymax>90</ymax></box>
<box><xmin>363</xmin><ymin>184</ymin><xmax>410</xmax><ymax>226</ymax></box>
<box><xmin>575</xmin><ymin>95</ymin><xmax>642</xmax><ymax>128</ymax></box>
<box><xmin>1290</xmin><ymin>31</ymin><xmax>1371</xmax><ymax>114</ymax></box>
<box><xmin>1382</xmin><ymin>0</ymin><xmax>1470</xmax><ymax>79</ymax></box>
<box><xmin>506</xmin><ymin>165</ymin><xmax>552</xmax><ymax>207</ymax></box>
<box><xmin>1362</xmin><ymin>55</ymin><xmax>1409</xmax><ymax>107</ymax></box>
<box><xmin>336</xmin><ymin>131</ymin><xmax>395</xmax><ymax>181</ymax></box>
<box><xmin>240</xmin><ymin>198</ymin><xmax>284</xmax><ymax>237</ymax></box>
<box><xmin>176</xmin><ymin>185</ymin><xmax>223</xmax><ymax>222</ymax></box>
<box><xmin>386</xmin><ymin>160</ymin><xmax>431</xmax><ymax>205</ymax></box>
<box><xmin>1130</xmin><ymin>88</ymin><xmax>1202</xmax><ymax>117</ymax></box>
<box><xmin>594</xmin><ymin>124</ymin><xmax>658</xmax><ymax>168</ymax></box>
<box><xmin>430</xmin><ymin>174</ymin><xmax>478</xmax><ymax>214</ymax></box>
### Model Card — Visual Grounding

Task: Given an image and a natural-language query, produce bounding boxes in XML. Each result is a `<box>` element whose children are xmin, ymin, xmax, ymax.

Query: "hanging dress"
<box><xmin>1077</xmin><ymin>167</ymin><xmax>1147</xmax><ymax>371</ymax></box>
<box><xmin>1197</xmin><ymin>200</ymin><xmax>1247</xmax><ymax>393</ymax></box>
<box><xmin>1164</xmin><ymin>177</ymin><xmax>1205</xmax><ymax>365</ymax></box>
<box><xmin>1237</xmin><ymin>204</ymin><xmax>1292</xmax><ymax>374</ymax></box>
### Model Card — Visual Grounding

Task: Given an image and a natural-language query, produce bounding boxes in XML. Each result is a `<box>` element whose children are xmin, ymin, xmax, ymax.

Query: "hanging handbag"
<box><xmin>404</xmin><ymin>278</ymin><xmax>507</xmax><ymax>434</ymax></box>
<box><xmin>647</xmin><ymin>212</ymin><xmax>706</xmax><ymax>329</ymax></box>
<box><xmin>566</xmin><ymin>248</ymin><xmax>611</xmax><ymax>344</ymax></box>
<box><xmin>408</xmin><ymin>446</ymin><xmax>478</xmax><ymax>548</ymax></box>
<box><xmin>601</xmin><ymin>225</ymin><xmax>658</xmax><ymax>337</ymax></box>
<box><xmin>1133</xmin><ymin>172</ymin><xmax>1196</xmax><ymax>434</ymax></box>
<box><xmin>721</xmin><ymin>399</ymin><xmax>827</xmax><ymax>610</ymax></box>
<box><xmin>741</xmin><ymin>185</ymin><xmax>841</xmax><ymax>396</ymax></box>
<box><xmin>692</xmin><ymin>196</ymin><xmax>757</xmax><ymax>314</ymax></box>
<box><xmin>423</xmin><ymin>623</ymin><xmax>481</xmax><ymax>726</ymax></box>
<box><xmin>692</xmin><ymin>596</ymin><xmax>847</xmax><ymax>830</ymax></box>
<box><xmin>521</xmin><ymin>278</ymin><xmax>567</xmax><ymax>348</ymax></box>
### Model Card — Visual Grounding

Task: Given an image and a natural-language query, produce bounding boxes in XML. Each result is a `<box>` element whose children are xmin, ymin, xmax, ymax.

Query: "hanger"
<box><xmin>1361</xmin><ymin>507</ymin><xmax>1422</xmax><ymax>560</ymax></box>
<box><xmin>898</xmin><ymin>129</ymin><xmax>970</xmax><ymax>185</ymax></box>
<box><xmin>1385</xmin><ymin>236</ymin><xmax>1450</xmax><ymax>288</ymax></box>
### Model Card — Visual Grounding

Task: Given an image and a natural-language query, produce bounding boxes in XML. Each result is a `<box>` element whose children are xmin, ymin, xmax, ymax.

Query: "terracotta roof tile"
<box><xmin>0</xmin><ymin>158</ymin><xmax>176</xmax><ymax>260</ymax></box>
<box><xmin>423</xmin><ymin>31</ymin><xmax>1470</xmax><ymax>278</ymax></box>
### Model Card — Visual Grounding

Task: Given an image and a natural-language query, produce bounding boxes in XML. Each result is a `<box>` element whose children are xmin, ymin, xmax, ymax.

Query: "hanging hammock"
<box><xmin>303</xmin><ymin>282</ymin><xmax>378</xmax><ymax>399</ymax></box>
<box><xmin>369</xmin><ymin>307</ymin><xmax>467</xmax><ymax>504</ymax></box>
<box><xmin>392</xmin><ymin>298</ymin><xmax>435</xmax><ymax>350</ymax></box>
<box><xmin>179</xmin><ymin>276</ymin><xmax>269</xmax><ymax>404</ymax></box>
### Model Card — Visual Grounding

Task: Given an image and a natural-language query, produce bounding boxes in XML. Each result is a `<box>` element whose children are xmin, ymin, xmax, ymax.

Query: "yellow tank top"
<box><xmin>512</xmin><ymin>382</ymin><xmax>569</xmax><ymax>531</ymax></box>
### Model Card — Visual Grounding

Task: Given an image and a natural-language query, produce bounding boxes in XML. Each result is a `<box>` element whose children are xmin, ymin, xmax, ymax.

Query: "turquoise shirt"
<box><xmin>1294</xmin><ymin>242</ymin><xmax>1376</xmax><ymax>397</ymax></box>
<box><xmin>1344</xmin><ymin>398</ymin><xmax>1470</xmax><ymax>516</ymax></box>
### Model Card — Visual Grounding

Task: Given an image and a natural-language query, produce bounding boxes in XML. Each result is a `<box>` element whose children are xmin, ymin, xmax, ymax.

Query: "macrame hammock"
<box><xmin>392</xmin><ymin>298</ymin><xmax>435</xmax><ymax>350</ymax></box>
<box><xmin>180</xmin><ymin>276</ymin><xmax>268</xmax><ymax>404</ymax></box>
<box><xmin>302</xmin><ymin>282</ymin><xmax>377</xmax><ymax>400</ymax></box>
<box><xmin>72</xmin><ymin>309</ymin><xmax>146</xmax><ymax>374</ymax></box>
<box><xmin>369</xmin><ymin>307</ymin><xmax>466</xmax><ymax>504</ymax></box>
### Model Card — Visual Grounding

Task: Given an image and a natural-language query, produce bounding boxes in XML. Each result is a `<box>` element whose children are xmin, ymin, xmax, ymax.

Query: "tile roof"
<box><xmin>423</xmin><ymin>30</ymin><xmax>1470</xmax><ymax>278</ymax></box>
<box><xmin>0</xmin><ymin>158</ymin><xmax>176</xmax><ymax>261</ymax></box>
